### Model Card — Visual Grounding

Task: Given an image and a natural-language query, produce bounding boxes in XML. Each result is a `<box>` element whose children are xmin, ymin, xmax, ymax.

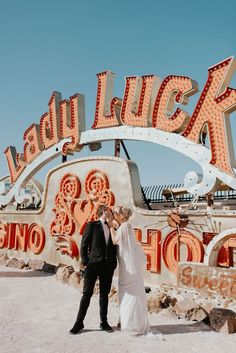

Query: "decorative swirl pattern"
<box><xmin>85</xmin><ymin>170</ymin><xmax>109</xmax><ymax>200</ymax></box>
<box><xmin>184</xmin><ymin>169</ymin><xmax>217</xmax><ymax>196</ymax></box>
<box><xmin>99</xmin><ymin>189</ymin><xmax>115</xmax><ymax>206</ymax></box>
<box><xmin>50</xmin><ymin>173</ymin><xmax>81</xmax><ymax>256</ymax></box>
<box><xmin>60</xmin><ymin>173</ymin><xmax>81</xmax><ymax>201</ymax></box>
<box><xmin>50</xmin><ymin>169</ymin><xmax>115</xmax><ymax>257</ymax></box>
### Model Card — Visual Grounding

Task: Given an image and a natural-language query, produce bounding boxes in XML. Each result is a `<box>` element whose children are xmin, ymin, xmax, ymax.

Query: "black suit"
<box><xmin>76</xmin><ymin>220</ymin><xmax>117</xmax><ymax>324</ymax></box>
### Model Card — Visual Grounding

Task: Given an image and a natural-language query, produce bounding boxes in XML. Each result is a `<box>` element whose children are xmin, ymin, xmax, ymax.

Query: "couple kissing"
<box><xmin>70</xmin><ymin>204</ymin><xmax>150</xmax><ymax>335</ymax></box>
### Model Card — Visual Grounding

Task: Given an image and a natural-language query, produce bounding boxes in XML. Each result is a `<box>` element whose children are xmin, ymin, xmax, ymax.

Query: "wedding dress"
<box><xmin>115</xmin><ymin>222</ymin><xmax>150</xmax><ymax>335</ymax></box>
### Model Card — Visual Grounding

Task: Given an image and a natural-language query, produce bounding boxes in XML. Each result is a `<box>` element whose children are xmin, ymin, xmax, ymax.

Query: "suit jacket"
<box><xmin>80</xmin><ymin>220</ymin><xmax>117</xmax><ymax>268</ymax></box>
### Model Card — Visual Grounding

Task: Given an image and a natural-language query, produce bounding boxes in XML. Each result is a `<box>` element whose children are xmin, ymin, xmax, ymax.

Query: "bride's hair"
<box><xmin>113</xmin><ymin>206</ymin><xmax>132</xmax><ymax>221</ymax></box>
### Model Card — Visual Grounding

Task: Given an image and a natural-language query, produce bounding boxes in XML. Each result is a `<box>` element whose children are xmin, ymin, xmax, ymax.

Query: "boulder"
<box><xmin>186</xmin><ymin>306</ymin><xmax>208</xmax><ymax>322</ymax></box>
<box><xmin>0</xmin><ymin>254</ymin><xmax>9</xmax><ymax>265</ymax></box>
<box><xmin>56</xmin><ymin>265</ymin><xmax>74</xmax><ymax>283</ymax></box>
<box><xmin>147</xmin><ymin>295</ymin><xmax>161</xmax><ymax>313</ymax></box>
<box><xmin>209</xmin><ymin>308</ymin><xmax>236</xmax><ymax>333</ymax></box>
<box><xmin>6</xmin><ymin>257</ymin><xmax>19</xmax><ymax>268</ymax></box>
<box><xmin>27</xmin><ymin>259</ymin><xmax>45</xmax><ymax>270</ymax></box>
<box><xmin>17</xmin><ymin>259</ymin><xmax>26</xmax><ymax>269</ymax></box>
<box><xmin>41</xmin><ymin>263</ymin><xmax>57</xmax><ymax>274</ymax></box>
<box><xmin>173</xmin><ymin>298</ymin><xmax>199</xmax><ymax>319</ymax></box>
<box><xmin>68</xmin><ymin>272</ymin><xmax>81</xmax><ymax>288</ymax></box>
<box><xmin>157</xmin><ymin>307</ymin><xmax>177</xmax><ymax>319</ymax></box>
<box><xmin>202</xmin><ymin>303</ymin><xmax>214</xmax><ymax>315</ymax></box>
<box><xmin>159</xmin><ymin>294</ymin><xmax>177</xmax><ymax>309</ymax></box>
<box><xmin>220</xmin><ymin>318</ymin><xmax>236</xmax><ymax>334</ymax></box>
<box><xmin>55</xmin><ymin>265</ymin><xmax>65</xmax><ymax>280</ymax></box>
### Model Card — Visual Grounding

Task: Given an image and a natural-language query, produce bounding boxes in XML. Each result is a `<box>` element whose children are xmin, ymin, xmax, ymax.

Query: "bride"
<box><xmin>107</xmin><ymin>206</ymin><xmax>150</xmax><ymax>335</ymax></box>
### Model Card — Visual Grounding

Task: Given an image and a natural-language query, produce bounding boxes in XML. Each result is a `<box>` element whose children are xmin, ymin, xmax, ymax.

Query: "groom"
<box><xmin>70</xmin><ymin>205</ymin><xmax>117</xmax><ymax>334</ymax></box>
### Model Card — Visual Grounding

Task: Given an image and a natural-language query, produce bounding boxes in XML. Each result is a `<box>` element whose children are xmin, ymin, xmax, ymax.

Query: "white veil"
<box><xmin>116</xmin><ymin>222</ymin><xmax>146</xmax><ymax>275</ymax></box>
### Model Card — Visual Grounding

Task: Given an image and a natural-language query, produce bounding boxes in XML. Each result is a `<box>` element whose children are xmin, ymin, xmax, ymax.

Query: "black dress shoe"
<box><xmin>70</xmin><ymin>321</ymin><xmax>84</xmax><ymax>334</ymax></box>
<box><xmin>100</xmin><ymin>322</ymin><xmax>113</xmax><ymax>332</ymax></box>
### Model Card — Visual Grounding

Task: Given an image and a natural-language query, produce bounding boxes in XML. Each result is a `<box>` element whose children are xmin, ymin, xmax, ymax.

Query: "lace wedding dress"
<box><xmin>115</xmin><ymin>222</ymin><xmax>150</xmax><ymax>335</ymax></box>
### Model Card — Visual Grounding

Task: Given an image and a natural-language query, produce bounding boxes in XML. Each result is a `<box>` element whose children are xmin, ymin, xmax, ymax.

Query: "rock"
<box><xmin>186</xmin><ymin>306</ymin><xmax>208</xmax><ymax>322</ymax></box>
<box><xmin>157</xmin><ymin>307</ymin><xmax>177</xmax><ymax>319</ymax></box>
<box><xmin>173</xmin><ymin>298</ymin><xmax>199</xmax><ymax>319</ymax></box>
<box><xmin>63</xmin><ymin>266</ymin><xmax>74</xmax><ymax>282</ymax></box>
<box><xmin>55</xmin><ymin>265</ymin><xmax>65</xmax><ymax>280</ymax></box>
<box><xmin>56</xmin><ymin>265</ymin><xmax>74</xmax><ymax>283</ymax></box>
<box><xmin>220</xmin><ymin>318</ymin><xmax>236</xmax><ymax>334</ymax></box>
<box><xmin>27</xmin><ymin>259</ymin><xmax>45</xmax><ymax>270</ymax></box>
<box><xmin>6</xmin><ymin>257</ymin><xmax>19</xmax><ymax>268</ymax></box>
<box><xmin>145</xmin><ymin>287</ymin><xmax>151</xmax><ymax>293</ymax></box>
<box><xmin>41</xmin><ymin>263</ymin><xmax>57</xmax><ymax>274</ymax></box>
<box><xmin>17</xmin><ymin>259</ymin><xmax>26</xmax><ymax>269</ymax></box>
<box><xmin>159</xmin><ymin>294</ymin><xmax>177</xmax><ymax>309</ymax></box>
<box><xmin>147</xmin><ymin>295</ymin><xmax>161</xmax><ymax>313</ymax></box>
<box><xmin>68</xmin><ymin>272</ymin><xmax>81</xmax><ymax>288</ymax></box>
<box><xmin>202</xmin><ymin>303</ymin><xmax>213</xmax><ymax>315</ymax></box>
<box><xmin>0</xmin><ymin>254</ymin><xmax>9</xmax><ymax>265</ymax></box>
<box><xmin>209</xmin><ymin>308</ymin><xmax>236</xmax><ymax>333</ymax></box>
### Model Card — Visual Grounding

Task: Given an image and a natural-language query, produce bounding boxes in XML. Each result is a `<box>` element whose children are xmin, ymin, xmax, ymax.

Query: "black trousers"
<box><xmin>76</xmin><ymin>261</ymin><xmax>115</xmax><ymax>323</ymax></box>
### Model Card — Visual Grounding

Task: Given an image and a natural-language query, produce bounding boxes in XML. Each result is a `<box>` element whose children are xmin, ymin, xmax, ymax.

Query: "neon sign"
<box><xmin>4</xmin><ymin>57</ymin><xmax>236</xmax><ymax>187</ymax></box>
<box><xmin>1</xmin><ymin>59</ymin><xmax>236</xmax><ymax>296</ymax></box>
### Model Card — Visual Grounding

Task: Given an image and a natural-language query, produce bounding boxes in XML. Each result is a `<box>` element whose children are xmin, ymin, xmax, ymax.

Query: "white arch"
<box><xmin>204</xmin><ymin>228</ymin><xmax>236</xmax><ymax>266</ymax></box>
<box><xmin>1</xmin><ymin>126</ymin><xmax>236</xmax><ymax>206</ymax></box>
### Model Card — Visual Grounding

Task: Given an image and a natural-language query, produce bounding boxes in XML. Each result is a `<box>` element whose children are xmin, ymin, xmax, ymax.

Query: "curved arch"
<box><xmin>204</xmin><ymin>228</ymin><xmax>236</xmax><ymax>266</ymax></box>
<box><xmin>1</xmin><ymin>126</ymin><xmax>236</xmax><ymax>206</ymax></box>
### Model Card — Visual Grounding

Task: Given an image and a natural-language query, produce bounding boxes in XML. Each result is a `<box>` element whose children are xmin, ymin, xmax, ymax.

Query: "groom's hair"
<box><xmin>97</xmin><ymin>204</ymin><xmax>108</xmax><ymax>217</ymax></box>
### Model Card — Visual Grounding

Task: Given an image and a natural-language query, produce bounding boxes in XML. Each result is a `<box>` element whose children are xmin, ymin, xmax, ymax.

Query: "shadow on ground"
<box><xmin>0</xmin><ymin>270</ymin><xmax>53</xmax><ymax>278</ymax></box>
<box><xmin>150</xmin><ymin>321</ymin><xmax>212</xmax><ymax>335</ymax></box>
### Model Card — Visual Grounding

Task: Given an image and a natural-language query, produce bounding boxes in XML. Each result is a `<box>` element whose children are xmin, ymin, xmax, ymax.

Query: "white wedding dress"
<box><xmin>115</xmin><ymin>222</ymin><xmax>150</xmax><ymax>335</ymax></box>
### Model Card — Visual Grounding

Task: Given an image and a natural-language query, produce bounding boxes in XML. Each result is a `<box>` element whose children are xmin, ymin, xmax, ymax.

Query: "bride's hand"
<box><xmin>106</xmin><ymin>216</ymin><xmax>114</xmax><ymax>228</ymax></box>
<box><xmin>112</xmin><ymin>219</ymin><xmax>119</xmax><ymax>229</ymax></box>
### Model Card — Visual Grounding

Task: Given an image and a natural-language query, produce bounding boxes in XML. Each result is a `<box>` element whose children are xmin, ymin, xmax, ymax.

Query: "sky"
<box><xmin>0</xmin><ymin>0</ymin><xmax>235</xmax><ymax>187</ymax></box>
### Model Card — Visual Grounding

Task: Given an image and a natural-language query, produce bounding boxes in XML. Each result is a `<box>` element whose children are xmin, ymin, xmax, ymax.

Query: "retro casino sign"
<box><xmin>1</xmin><ymin>57</ymin><xmax>236</xmax><ymax>289</ymax></box>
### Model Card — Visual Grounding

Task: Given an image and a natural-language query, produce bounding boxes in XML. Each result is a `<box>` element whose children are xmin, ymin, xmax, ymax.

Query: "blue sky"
<box><xmin>0</xmin><ymin>0</ymin><xmax>235</xmax><ymax>187</ymax></box>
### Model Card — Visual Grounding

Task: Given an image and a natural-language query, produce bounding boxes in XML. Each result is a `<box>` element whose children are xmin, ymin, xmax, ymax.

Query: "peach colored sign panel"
<box><xmin>178</xmin><ymin>263</ymin><xmax>236</xmax><ymax>298</ymax></box>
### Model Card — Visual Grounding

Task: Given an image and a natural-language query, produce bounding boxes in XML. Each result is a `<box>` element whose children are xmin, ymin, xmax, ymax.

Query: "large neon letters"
<box><xmin>4</xmin><ymin>57</ymin><xmax>236</xmax><ymax>184</ymax></box>
<box><xmin>183</xmin><ymin>57</ymin><xmax>236</xmax><ymax>174</ymax></box>
<box><xmin>5</xmin><ymin>91</ymin><xmax>85</xmax><ymax>183</ymax></box>
<box><xmin>0</xmin><ymin>222</ymin><xmax>45</xmax><ymax>255</ymax></box>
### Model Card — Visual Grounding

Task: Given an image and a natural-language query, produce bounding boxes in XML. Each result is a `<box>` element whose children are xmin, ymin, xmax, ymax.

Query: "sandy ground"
<box><xmin>1</xmin><ymin>266</ymin><xmax>236</xmax><ymax>353</ymax></box>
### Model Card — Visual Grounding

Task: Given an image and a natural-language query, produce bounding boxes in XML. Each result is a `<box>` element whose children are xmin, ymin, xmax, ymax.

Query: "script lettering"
<box><xmin>40</xmin><ymin>91</ymin><xmax>62</xmax><ymax>149</ymax></box>
<box><xmin>4</xmin><ymin>146</ymin><xmax>26</xmax><ymax>183</ymax></box>
<box><xmin>60</xmin><ymin>93</ymin><xmax>85</xmax><ymax>155</ymax></box>
<box><xmin>23</xmin><ymin>123</ymin><xmax>44</xmax><ymax>163</ymax></box>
